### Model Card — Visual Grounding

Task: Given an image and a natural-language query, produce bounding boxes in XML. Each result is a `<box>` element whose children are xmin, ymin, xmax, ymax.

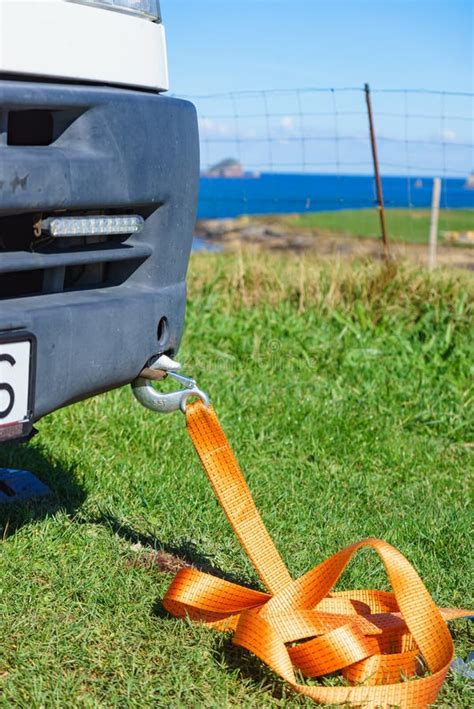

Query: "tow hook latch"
<box><xmin>132</xmin><ymin>354</ymin><xmax>209</xmax><ymax>414</ymax></box>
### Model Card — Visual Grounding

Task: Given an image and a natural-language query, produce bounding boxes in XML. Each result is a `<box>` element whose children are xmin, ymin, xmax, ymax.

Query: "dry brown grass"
<box><xmin>188</xmin><ymin>249</ymin><xmax>473</xmax><ymax>326</ymax></box>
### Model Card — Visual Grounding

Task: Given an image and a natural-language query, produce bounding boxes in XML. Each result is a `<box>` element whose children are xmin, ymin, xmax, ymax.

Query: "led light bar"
<box><xmin>67</xmin><ymin>0</ymin><xmax>161</xmax><ymax>22</ymax></box>
<box><xmin>43</xmin><ymin>215</ymin><xmax>145</xmax><ymax>237</ymax></box>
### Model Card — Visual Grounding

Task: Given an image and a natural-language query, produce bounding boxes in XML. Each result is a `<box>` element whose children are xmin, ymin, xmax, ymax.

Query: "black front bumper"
<box><xmin>0</xmin><ymin>80</ymin><xmax>199</xmax><ymax>430</ymax></box>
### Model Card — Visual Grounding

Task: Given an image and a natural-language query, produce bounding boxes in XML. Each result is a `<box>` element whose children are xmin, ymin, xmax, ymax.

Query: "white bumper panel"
<box><xmin>0</xmin><ymin>0</ymin><xmax>168</xmax><ymax>91</ymax></box>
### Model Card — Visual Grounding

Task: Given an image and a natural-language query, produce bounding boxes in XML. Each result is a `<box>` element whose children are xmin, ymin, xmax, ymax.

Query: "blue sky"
<box><xmin>161</xmin><ymin>1</ymin><xmax>472</xmax><ymax>175</ymax></box>
<box><xmin>163</xmin><ymin>0</ymin><xmax>472</xmax><ymax>95</ymax></box>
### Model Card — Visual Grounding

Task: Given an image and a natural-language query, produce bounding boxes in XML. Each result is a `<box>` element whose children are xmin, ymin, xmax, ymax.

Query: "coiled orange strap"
<box><xmin>163</xmin><ymin>402</ymin><xmax>472</xmax><ymax>707</ymax></box>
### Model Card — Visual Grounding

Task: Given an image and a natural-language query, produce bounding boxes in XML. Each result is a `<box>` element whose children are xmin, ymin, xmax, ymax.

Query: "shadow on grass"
<box><xmin>87</xmin><ymin>509</ymin><xmax>256</xmax><ymax>587</ymax></box>
<box><xmin>0</xmin><ymin>440</ymin><xmax>86</xmax><ymax>538</ymax></box>
<box><xmin>81</xmin><ymin>510</ymin><xmax>263</xmax><ymax>624</ymax></box>
<box><xmin>213</xmin><ymin>635</ymin><xmax>287</xmax><ymax>701</ymax></box>
<box><xmin>96</xmin><ymin>518</ymin><xmax>285</xmax><ymax>694</ymax></box>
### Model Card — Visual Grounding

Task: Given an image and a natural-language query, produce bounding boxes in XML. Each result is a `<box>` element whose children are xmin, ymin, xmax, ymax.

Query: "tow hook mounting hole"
<box><xmin>157</xmin><ymin>317</ymin><xmax>169</xmax><ymax>346</ymax></box>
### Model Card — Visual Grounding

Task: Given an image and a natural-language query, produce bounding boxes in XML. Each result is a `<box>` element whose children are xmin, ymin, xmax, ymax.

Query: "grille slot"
<box><xmin>6</xmin><ymin>108</ymin><xmax>84</xmax><ymax>146</ymax></box>
<box><xmin>0</xmin><ymin>270</ymin><xmax>44</xmax><ymax>298</ymax></box>
<box><xmin>0</xmin><ymin>210</ymin><xmax>154</xmax><ymax>299</ymax></box>
<box><xmin>0</xmin><ymin>244</ymin><xmax>152</xmax><ymax>299</ymax></box>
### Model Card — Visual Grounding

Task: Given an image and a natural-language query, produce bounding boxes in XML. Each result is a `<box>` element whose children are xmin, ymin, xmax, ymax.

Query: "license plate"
<box><xmin>0</xmin><ymin>333</ymin><xmax>35</xmax><ymax>442</ymax></box>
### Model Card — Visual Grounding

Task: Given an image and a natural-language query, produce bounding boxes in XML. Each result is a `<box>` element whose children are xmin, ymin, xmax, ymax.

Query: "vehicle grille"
<box><xmin>0</xmin><ymin>211</ymin><xmax>153</xmax><ymax>299</ymax></box>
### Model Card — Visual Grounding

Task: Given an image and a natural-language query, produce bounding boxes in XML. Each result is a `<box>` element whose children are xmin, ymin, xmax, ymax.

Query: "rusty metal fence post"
<box><xmin>364</xmin><ymin>83</ymin><xmax>390</xmax><ymax>260</ymax></box>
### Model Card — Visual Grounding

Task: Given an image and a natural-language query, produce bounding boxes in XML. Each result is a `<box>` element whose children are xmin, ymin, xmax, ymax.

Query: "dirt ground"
<box><xmin>196</xmin><ymin>217</ymin><xmax>474</xmax><ymax>271</ymax></box>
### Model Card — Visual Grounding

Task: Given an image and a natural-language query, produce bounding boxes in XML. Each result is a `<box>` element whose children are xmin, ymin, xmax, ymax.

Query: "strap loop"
<box><xmin>162</xmin><ymin>401</ymin><xmax>472</xmax><ymax>707</ymax></box>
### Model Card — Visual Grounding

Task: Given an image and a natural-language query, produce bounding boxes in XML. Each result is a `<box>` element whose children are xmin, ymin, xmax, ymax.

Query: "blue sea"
<box><xmin>197</xmin><ymin>173</ymin><xmax>473</xmax><ymax>220</ymax></box>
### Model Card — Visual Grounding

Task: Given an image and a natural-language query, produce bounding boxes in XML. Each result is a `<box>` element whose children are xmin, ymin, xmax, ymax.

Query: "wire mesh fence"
<box><xmin>179</xmin><ymin>86</ymin><xmax>473</xmax><ymax>249</ymax></box>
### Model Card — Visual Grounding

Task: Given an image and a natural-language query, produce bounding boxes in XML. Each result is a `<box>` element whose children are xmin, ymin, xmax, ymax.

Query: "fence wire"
<box><xmin>179</xmin><ymin>86</ymin><xmax>473</xmax><ymax>244</ymax></box>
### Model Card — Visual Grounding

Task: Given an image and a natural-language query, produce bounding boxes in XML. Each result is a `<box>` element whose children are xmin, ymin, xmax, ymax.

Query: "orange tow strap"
<box><xmin>163</xmin><ymin>401</ymin><xmax>472</xmax><ymax>707</ymax></box>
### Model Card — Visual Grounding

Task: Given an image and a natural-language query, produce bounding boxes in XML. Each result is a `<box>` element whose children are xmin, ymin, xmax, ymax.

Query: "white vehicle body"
<box><xmin>0</xmin><ymin>0</ymin><xmax>168</xmax><ymax>90</ymax></box>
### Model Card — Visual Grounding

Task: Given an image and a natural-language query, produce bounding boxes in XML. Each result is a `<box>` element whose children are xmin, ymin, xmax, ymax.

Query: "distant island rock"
<box><xmin>205</xmin><ymin>158</ymin><xmax>245</xmax><ymax>177</ymax></box>
<box><xmin>204</xmin><ymin>158</ymin><xmax>260</xmax><ymax>179</ymax></box>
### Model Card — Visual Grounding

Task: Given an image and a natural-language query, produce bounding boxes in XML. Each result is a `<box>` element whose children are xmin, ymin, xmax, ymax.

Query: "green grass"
<box><xmin>1</xmin><ymin>252</ymin><xmax>473</xmax><ymax>707</ymax></box>
<box><xmin>284</xmin><ymin>208</ymin><xmax>473</xmax><ymax>244</ymax></box>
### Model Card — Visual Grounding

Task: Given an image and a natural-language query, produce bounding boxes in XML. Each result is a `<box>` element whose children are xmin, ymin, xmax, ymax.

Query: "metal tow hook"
<box><xmin>132</xmin><ymin>354</ymin><xmax>210</xmax><ymax>414</ymax></box>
